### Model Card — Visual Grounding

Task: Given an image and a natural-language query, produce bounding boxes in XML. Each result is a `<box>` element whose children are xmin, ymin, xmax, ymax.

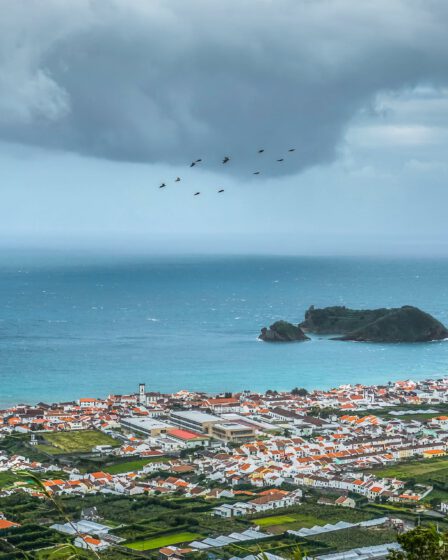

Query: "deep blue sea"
<box><xmin>1</xmin><ymin>254</ymin><xmax>448</xmax><ymax>407</ymax></box>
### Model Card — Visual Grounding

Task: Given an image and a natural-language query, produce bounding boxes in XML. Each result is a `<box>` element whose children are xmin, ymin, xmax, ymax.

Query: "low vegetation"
<box><xmin>125</xmin><ymin>531</ymin><xmax>202</xmax><ymax>550</ymax></box>
<box><xmin>252</xmin><ymin>503</ymin><xmax>375</xmax><ymax>534</ymax></box>
<box><xmin>308</xmin><ymin>526</ymin><xmax>398</xmax><ymax>552</ymax></box>
<box><xmin>371</xmin><ymin>457</ymin><xmax>448</xmax><ymax>480</ymax></box>
<box><xmin>39</xmin><ymin>430</ymin><xmax>119</xmax><ymax>454</ymax></box>
<box><xmin>0</xmin><ymin>524</ymin><xmax>66</xmax><ymax>557</ymax></box>
<box><xmin>388</xmin><ymin>525</ymin><xmax>448</xmax><ymax>559</ymax></box>
<box><xmin>103</xmin><ymin>457</ymin><xmax>168</xmax><ymax>474</ymax></box>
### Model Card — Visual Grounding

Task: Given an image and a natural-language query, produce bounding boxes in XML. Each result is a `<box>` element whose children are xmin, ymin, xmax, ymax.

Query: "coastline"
<box><xmin>2</xmin><ymin>255</ymin><xmax>448</xmax><ymax>407</ymax></box>
<box><xmin>1</xmin><ymin>373</ymin><xmax>447</xmax><ymax>411</ymax></box>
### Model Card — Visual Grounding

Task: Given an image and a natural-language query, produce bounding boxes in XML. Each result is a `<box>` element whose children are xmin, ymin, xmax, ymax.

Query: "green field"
<box><xmin>252</xmin><ymin>505</ymin><xmax>374</xmax><ymax>535</ymax></box>
<box><xmin>371</xmin><ymin>457</ymin><xmax>448</xmax><ymax>480</ymax></box>
<box><xmin>39</xmin><ymin>430</ymin><xmax>119</xmax><ymax>454</ymax></box>
<box><xmin>255</xmin><ymin>513</ymin><xmax>331</xmax><ymax>534</ymax></box>
<box><xmin>103</xmin><ymin>457</ymin><xmax>168</xmax><ymax>474</ymax></box>
<box><xmin>126</xmin><ymin>531</ymin><xmax>202</xmax><ymax>551</ymax></box>
<box><xmin>254</xmin><ymin>514</ymin><xmax>301</xmax><ymax>526</ymax></box>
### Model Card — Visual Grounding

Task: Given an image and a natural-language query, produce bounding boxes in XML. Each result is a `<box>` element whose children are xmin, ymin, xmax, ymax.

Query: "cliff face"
<box><xmin>301</xmin><ymin>305</ymin><xmax>448</xmax><ymax>342</ymax></box>
<box><xmin>259</xmin><ymin>320</ymin><xmax>310</xmax><ymax>342</ymax></box>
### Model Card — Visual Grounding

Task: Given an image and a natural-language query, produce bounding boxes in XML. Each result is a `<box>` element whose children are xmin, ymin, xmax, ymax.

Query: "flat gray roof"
<box><xmin>171</xmin><ymin>410</ymin><xmax>220</xmax><ymax>423</ymax></box>
<box><xmin>121</xmin><ymin>417</ymin><xmax>172</xmax><ymax>430</ymax></box>
<box><xmin>213</xmin><ymin>422</ymin><xmax>254</xmax><ymax>431</ymax></box>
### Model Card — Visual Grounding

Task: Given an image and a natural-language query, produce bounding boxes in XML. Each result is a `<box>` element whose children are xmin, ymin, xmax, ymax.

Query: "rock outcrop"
<box><xmin>300</xmin><ymin>305</ymin><xmax>390</xmax><ymax>334</ymax></box>
<box><xmin>301</xmin><ymin>305</ymin><xmax>448</xmax><ymax>342</ymax></box>
<box><xmin>259</xmin><ymin>320</ymin><xmax>310</xmax><ymax>342</ymax></box>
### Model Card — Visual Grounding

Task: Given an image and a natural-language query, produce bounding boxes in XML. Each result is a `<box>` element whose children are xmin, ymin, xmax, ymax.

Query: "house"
<box><xmin>74</xmin><ymin>535</ymin><xmax>110</xmax><ymax>552</ymax></box>
<box><xmin>317</xmin><ymin>497</ymin><xmax>337</xmax><ymax>507</ymax></box>
<box><xmin>248</xmin><ymin>489</ymin><xmax>298</xmax><ymax>512</ymax></box>
<box><xmin>159</xmin><ymin>546</ymin><xmax>193</xmax><ymax>559</ymax></box>
<box><xmin>0</xmin><ymin>519</ymin><xmax>20</xmax><ymax>530</ymax></box>
<box><xmin>212</xmin><ymin>502</ymin><xmax>254</xmax><ymax>518</ymax></box>
<box><xmin>335</xmin><ymin>496</ymin><xmax>356</xmax><ymax>508</ymax></box>
<box><xmin>204</xmin><ymin>397</ymin><xmax>241</xmax><ymax>414</ymax></box>
<box><xmin>205</xmin><ymin>488</ymin><xmax>235</xmax><ymax>499</ymax></box>
<box><xmin>81</xmin><ymin>506</ymin><xmax>102</xmax><ymax>521</ymax></box>
<box><xmin>77</xmin><ymin>398</ymin><xmax>107</xmax><ymax>409</ymax></box>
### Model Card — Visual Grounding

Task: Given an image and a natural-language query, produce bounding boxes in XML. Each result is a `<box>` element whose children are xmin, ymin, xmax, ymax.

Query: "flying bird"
<box><xmin>190</xmin><ymin>161</ymin><xmax>196</xmax><ymax>167</ymax></box>
<box><xmin>222</xmin><ymin>156</ymin><xmax>230</xmax><ymax>164</ymax></box>
<box><xmin>195</xmin><ymin>159</ymin><xmax>202</xmax><ymax>163</ymax></box>
<box><xmin>175</xmin><ymin>177</ymin><xmax>181</xmax><ymax>182</ymax></box>
<box><xmin>258</xmin><ymin>149</ymin><xmax>265</xmax><ymax>153</ymax></box>
<box><xmin>159</xmin><ymin>183</ymin><xmax>166</xmax><ymax>188</ymax></box>
<box><xmin>288</xmin><ymin>148</ymin><xmax>295</xmax><ymax>152</ymax></box>
<box><xmin>194</xmin><ymin>192</ymin><xmax>200</xmax><ymax>196</ymax></box>
<box><xmin>253</xmin><ymin>171</ymin><xmax>261</xmax><ymax>175</ymax></box>
<box><xmin>277</xmin><ymin>158</ymin><xmax>284</xmax><ymax>162</ymax></box>
<box><xmin>218</xmin><ymin>189</ymin><xmax>225</xmax><ymax>193</ymax></box>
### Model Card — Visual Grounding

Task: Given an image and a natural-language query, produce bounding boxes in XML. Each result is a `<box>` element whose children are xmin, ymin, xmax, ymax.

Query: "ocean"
<box><xmin>1</xmin><ymin>254</ymin><xmax>448</xmax><ymax>407</ymax></box>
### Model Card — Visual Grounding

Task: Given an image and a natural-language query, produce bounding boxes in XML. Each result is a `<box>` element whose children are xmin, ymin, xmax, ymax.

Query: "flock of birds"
<box><xmin>158</xmin><ymin>147</ymin><xmax>296</xmax><ymax>196</ymax></box>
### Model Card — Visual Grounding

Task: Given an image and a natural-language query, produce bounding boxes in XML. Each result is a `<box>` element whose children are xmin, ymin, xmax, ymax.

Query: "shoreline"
<box><xmin>2</xmin><ymin>373</ymin><xmax>447</xmax><ymax>411</ymax></box>
<box><xmin>2</xmin><ymin>255</ymin><xmax>448</xmax><ymax>409</ymax></box>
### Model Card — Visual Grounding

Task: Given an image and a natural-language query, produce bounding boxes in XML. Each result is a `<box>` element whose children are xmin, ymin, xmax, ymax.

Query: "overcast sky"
<box><xmin>1</xmin><ymin>0</ymin><xmax>448</xmax><ymax>256</ymax></box>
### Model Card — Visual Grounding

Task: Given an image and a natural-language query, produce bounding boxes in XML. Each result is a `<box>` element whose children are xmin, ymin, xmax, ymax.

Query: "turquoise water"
<box><xmin>1</xmin><ymin>254</ymin><xmax>448</xmax><ymax>406</ymax></box>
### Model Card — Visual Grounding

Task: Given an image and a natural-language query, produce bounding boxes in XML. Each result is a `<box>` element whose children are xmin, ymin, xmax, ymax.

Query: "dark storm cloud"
<box><xmin>1</xmin><ymin>0</ymin><xmax>448</xmax><ymax>175</ymax></box>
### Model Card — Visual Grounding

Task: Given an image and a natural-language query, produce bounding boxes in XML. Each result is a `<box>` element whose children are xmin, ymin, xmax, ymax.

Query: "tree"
<box><xmin>309</xmin><ymin>405</ymin><xmax>334</xmax><ymax>418</ymax></box>
<box><xmin>388</xmin><ymin>525</ymin><xmax>448</xmax><ymax>560</ymax></box>
<box><xmin>430</xmin><ymin>496</ymin><xmax>442</xmax><ymax>510</ymax></box>
<box><xmin>291</xmin><ymin>387</ymin><xmax>308</xmax><ymax>397</ymax></box>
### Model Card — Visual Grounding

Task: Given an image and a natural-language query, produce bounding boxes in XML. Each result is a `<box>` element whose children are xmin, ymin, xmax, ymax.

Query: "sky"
<box><xmin>1</xmin><ymin>0</ymin><xmax>448</xmax><ymax>256</ymax></box>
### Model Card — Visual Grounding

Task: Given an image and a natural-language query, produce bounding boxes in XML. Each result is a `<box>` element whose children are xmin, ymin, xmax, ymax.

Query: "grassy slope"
<box><xmin>40</xmin><ymin>430</ymin><xmax>119</xmax><ymax>454</ymax></box>
<box><xmin>370</xmin><ymin>457</ymin><xmax>448</xmax><ymax>479</ymax></box>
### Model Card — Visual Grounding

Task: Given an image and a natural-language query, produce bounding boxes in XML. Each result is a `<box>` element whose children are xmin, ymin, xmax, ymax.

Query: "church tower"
<box><xmin>139</xmin><ymin>383</ymin><xmax>146</xmax><ymax>405</ymax></box>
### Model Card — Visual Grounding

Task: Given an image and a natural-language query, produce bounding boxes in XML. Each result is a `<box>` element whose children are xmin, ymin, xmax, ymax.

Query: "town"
<box><xmin>2</xmin><ymin>378</ymin><xmax>448</xmax><ymax>559</ymax></box>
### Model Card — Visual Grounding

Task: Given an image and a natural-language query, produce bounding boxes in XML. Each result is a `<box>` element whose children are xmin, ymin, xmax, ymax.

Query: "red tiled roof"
<box><xmin>168</xmin><ymin>428</ymin><xmax>204</xmax><ymax>441</ymax></box>
<box><xmin>0</xmin><ymin>520</ymin><xmax>20</xmax><ymax>529</ymax></box>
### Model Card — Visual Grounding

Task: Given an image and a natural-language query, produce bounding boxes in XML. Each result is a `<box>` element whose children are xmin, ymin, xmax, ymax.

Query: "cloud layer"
<box><xmin>1</xmin><ymin>0</ymin><xmax>448</xmax><ymax>175</ymax></box>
